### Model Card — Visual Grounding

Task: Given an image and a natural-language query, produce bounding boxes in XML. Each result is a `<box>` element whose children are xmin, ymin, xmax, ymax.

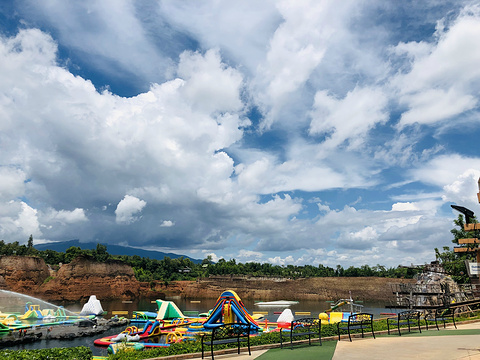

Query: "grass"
<box><xmin>256</xmin><ymin>342</ymin><xmax>336</xmax><ymax>360</ymax></box>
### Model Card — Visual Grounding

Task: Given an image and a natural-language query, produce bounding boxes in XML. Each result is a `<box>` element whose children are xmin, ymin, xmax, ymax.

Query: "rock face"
<box><xmin>0</xmin><ymin>255</ymin><xmax>50</xmax><ymax>294</ymax></box>
<box><xmin>148</xmin><ymin>276</ymin><xmax>415</xmax><ymax>302</ymax></box>
<box><xmin>0</xmin><ymin>255</ymin><xmax>415</xmax><ymax>303</ymax></box>
<box><xmin>0</xmin><ymin>255</ymin><xmax>141</xmax><ymax>302</ymax></box>
<box><xmin>41</xmin><ymin>256</ymin><xmax>141</xmax><ymax>301</ymax></box>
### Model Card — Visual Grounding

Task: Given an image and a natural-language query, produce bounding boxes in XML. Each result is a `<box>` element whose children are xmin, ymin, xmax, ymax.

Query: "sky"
<box><xmin>1</xmin><ymin>0</ymin><xmax>480</xmax><ymax>269</ymax></box>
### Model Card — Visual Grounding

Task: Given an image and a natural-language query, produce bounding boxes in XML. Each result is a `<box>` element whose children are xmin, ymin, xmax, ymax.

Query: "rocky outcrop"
<box><xmin>0</xmin><ymin>255</ymin><xmax>50</xmax><ymax>293</ymax></box>
<box><xmin>0</xmin><ymin>255</ymin><xmax>141</xmax><ymax>302</ymax></box>
<box><xmin>41</xmin><ymin>255</ymin><xmax>141</xmax><ymax>302</ymax></box>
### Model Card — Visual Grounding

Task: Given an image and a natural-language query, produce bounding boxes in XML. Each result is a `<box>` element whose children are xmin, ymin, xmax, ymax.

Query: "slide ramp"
<box><xmin>203</xmin><ymin>290</ymin><xmax>259</xmax><ymax>330</ymax></box>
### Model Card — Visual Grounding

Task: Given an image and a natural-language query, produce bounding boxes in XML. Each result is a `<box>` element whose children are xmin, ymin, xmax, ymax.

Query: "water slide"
<box><xmin>203</xmin><ymin>290</ymin><xmax>260</xmax><ymax>330</ymax></box>
<box><xmin>326</xmin><ymin>301</ymin><xmax>347</xmax><ymax>313</ymax></box>
<box><xmin>139</xmin><ymin>320</ymin><xmax>161</xmax><ymax>337</ymax></box>
<box><xmin>155</xmin><ymin>300</ymin><xmax>185</xmax><ymax>320</ymax></box>
<box><xmin>20</xmin><ymin>303</ymin><xmax>43</xmax><ymax>320</ymax></box>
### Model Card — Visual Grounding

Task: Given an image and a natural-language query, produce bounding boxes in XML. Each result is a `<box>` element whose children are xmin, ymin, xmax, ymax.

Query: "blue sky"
<box><xmin>1</xmin><ymin>0</ymin><xmax>480</xmax><ymax>268</ymax></box>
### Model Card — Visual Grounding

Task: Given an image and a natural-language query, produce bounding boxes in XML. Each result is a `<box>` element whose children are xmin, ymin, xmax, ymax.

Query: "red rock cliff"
<box><xmin>41</xmin><ymin>255</ymin><xmax>141</xmax><ymax>301</ymax></box>
<box><xmin>0</xmin><ymin>255</ymin><xmax>414</xmax><ymax>303</ymax></box>
<box><xmin>0</xmin><ymin>255</ymin><xmax>50</xmax><ymax>294</ymax></box>
<box><xmin>0</xmin><ymin>255</ymin><xmax>141</xmax><ymax>302</ymax></box>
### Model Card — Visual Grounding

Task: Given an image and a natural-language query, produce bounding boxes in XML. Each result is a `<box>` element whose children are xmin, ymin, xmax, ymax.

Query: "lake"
<box><xmin>0</xmin><ymin>293</ymin><xmax>393</xmax><ymax>356</ymax></box>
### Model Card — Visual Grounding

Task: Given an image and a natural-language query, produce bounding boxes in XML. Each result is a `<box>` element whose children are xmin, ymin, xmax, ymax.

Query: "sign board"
<box><xmin>465</xmin><ymin>260</ymin><xmax>480</xmax><ymax>277</ymax></box>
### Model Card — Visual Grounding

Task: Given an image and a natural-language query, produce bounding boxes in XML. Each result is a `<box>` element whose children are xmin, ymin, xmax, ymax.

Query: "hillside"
<box><xmin>34</xmin><ymin>239</ymin><xmax>202</xmax><ymax>264</ymax></box>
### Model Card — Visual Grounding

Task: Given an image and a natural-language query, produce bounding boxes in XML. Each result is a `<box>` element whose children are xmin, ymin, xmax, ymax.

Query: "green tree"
<box><xmin>451</xmin><ymin>214</ymin><xmax>477</xmax><ymax>245</ymax></box>
<box><xmin>201</xmin><ymin>255</ymin><xmax>213</xmax><ymax>266</ymax></box>
<box><xmin>434</xmin><ymin>214</ymin><xmax>476</xmax><ymax>284</ymax></box>
<box><xmin>26</xmin><ymin>235</ymin><xmax>39</xmax><ymax>256</ymax></box>
<box><xmin>65</xmin><ymin>246</ymin><xmax>82</xmax><ymax>263</ymax></box>
<box><xmin>435</xmin><ymin>246</ymin><xmax>469</xmax><ymax>283</ymax></box>
<box><xmin>94</xmin><ymin>243</ymin><xmax>109</xmax><ymax>262</ymax></box>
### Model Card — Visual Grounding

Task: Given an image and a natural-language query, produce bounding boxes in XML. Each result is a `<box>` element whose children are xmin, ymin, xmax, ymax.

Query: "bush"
<box><xmin>1</xmin><ymin>347</ymin><xmax>92</xmax><ymax>359</ymax></box>
<box><xmin>42</xmin><ymin>276</ymin><xmax>55</xmax><ymax>284</ymax></box>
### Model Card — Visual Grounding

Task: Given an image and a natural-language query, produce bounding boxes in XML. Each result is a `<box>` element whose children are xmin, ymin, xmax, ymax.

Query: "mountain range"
<box><xmin>34</xmin><ymin>239</ymin><xmax>202</xmax><ymax>264</ymax></box>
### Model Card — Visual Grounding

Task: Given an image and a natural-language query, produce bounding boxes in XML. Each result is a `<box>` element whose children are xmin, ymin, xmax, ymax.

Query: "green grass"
<box><xmin>257</xmin><ymin>342</ymin><xmax>337</xmax><ymax>360</ymax></box>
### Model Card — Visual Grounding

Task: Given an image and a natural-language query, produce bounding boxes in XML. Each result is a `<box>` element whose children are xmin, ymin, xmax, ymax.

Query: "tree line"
<box><xmin>0</xmin><ymin>236</ymin><xmax>420</xmax><ymax>282</ymax></box>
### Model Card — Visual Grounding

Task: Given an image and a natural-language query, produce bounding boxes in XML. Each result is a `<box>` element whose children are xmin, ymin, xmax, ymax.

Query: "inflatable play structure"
<box><xmin>95</xmin><ymin>290</ymin><xmax>262</xmax><ymax>349</ymax></box>
<box><xmin>130</xmin><ymin>310</ymin><xmax>158</xmax><ymax>324</ymax></box>
<box><xmin>319</xmin><ymin>296</ymin><xmax>364</xmax><ymax>324</ymax></box>
<box><xmin>0</xmin><ymin>322</ymin><xmax>10</xmax><ymax>333</ymax></box>
<box><xmin>1</xmin><ymin>302</ymin><xmax>95</xmax><ymax>331</ymax></box>
<box><xmin>94</xmin><ymin>319</ymin><xmax>181</xmax><ymax>348</ymax></box>
<box><xmin>20</xmin><ymin>303</ymin><xmax>51</xmax><ymax>320</ymax></box>
<box><xmin>128</xmin><ymin>300</ymin><xmax>189</xmax><ymax>325</ymax></box>
<box><xmin>155</xmin><ymin>299</ymin><xmax>186</xmax><ymax>321</ymax></box>
<box><xmin>202</xmin><ymin>290</ymin><xmax>260</xmax><ymax>330</ymax></box>
<box><xmin>108</xmin><ymin>342</ymin><xmax>145</xmax><ymax>354</ymax></box>
<box><xmin>0</xmin><ymin>290</ymin><xmax>99</xmax><ymax>333</ymax></box>
<box><xmin>80</xmin><ymin>295</ymin><xmax>104</xmax><ymax>316</ymax></box>
<box><xmin>20</xmin><ymin>302</ymin><xmax>68</xmax><ymax>321</ymax></box>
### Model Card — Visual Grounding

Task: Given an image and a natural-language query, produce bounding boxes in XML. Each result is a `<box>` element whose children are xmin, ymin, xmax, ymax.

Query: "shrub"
<box><xmin>42</xmin><ymin>276</ymin><xmax>55</xmax><ymax>284</ymax></box>
<box><xmin>1</xmin><ymin>346</ymin><xmax>92</xmax><ymax>359</ymax></box>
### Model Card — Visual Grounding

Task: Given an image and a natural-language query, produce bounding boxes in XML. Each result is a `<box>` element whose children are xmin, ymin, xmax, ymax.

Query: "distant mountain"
<box><xmin>34</xmin><ymin>239</ymin><xmax>202</xmax><ymax>264</ymax></box>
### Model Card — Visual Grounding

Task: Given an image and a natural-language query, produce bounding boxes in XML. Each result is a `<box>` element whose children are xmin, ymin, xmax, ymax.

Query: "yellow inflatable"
<box><xmin>319</xmin><ymin>313</ymin><xmax>329</xmax><ymax>325</ymax></box>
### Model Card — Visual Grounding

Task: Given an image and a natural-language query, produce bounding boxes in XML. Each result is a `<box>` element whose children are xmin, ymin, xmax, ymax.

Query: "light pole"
<box><xmin>451</xmin><ymin>205</ymin><xmax>475</xmax><ymax>224</ymax></box>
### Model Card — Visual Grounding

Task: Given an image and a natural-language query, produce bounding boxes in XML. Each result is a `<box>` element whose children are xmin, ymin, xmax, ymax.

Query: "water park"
<box><xmin>0</xmin><ymin>288</ymin><xmax>369</xmax><ymax>355</ymax></box>
<box><xmin>2</xmin><ymin>274</ymin><xmax>480</xmax><ymax>360</ymax></box>
<box><xmin>0</xmin><ymin>281</ymin><xmax>477</xmax><ymax>359</ymax></box>
<box><xmin>0</xmin><ymin>184</ymin><xmax>479</xmax><ymax>359</ymax></box>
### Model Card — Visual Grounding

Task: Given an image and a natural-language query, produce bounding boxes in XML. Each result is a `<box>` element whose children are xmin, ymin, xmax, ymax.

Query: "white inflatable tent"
<box><xmin>80</xmin><ymin>295</ymin><xmax>104</xmax><ymax>316</ymax></box>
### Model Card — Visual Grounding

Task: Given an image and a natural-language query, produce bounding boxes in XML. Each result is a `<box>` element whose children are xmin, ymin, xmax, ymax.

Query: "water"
<box><xmin>1</xmin><ymin>326</ymin><xmax>119</xmax><ymax>357</ymax></box>
<box><xmin>0</xmin><ymin>292</ymin><xmax>391</xmax><ymax>356</ymax></box>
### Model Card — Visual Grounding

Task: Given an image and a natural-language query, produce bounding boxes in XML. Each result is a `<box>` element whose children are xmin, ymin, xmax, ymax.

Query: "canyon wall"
<box><xmin>0</xmin><ymin>255</ymin><xmax>414</xmax><ymax>302</ymax></box>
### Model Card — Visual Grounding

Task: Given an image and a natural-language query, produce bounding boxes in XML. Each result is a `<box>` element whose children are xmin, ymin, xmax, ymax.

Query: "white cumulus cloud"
<box><xmin>115</xmin><ymin>195</ymin><xmax>147</xmax><ymax>224</ymax></box>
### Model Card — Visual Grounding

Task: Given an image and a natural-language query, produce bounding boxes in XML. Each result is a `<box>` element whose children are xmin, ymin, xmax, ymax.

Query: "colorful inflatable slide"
<box><xmin>203</xmin><ymin>290</ymin><xmax>260</xmax><ymax>330</ymax></box>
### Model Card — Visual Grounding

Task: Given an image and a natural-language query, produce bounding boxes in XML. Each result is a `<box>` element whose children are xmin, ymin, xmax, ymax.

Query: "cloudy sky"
<box><xmin>1</xmin><ymin>0</ymin><xmax>480</xmax><ymax>269</ymax></box>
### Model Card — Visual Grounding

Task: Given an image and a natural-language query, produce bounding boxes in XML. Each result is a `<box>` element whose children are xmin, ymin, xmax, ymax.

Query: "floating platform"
<box><xmin>255</xmin><ymin>301</ymin><xmax>299</xmax><ymax>307</ymax></box>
